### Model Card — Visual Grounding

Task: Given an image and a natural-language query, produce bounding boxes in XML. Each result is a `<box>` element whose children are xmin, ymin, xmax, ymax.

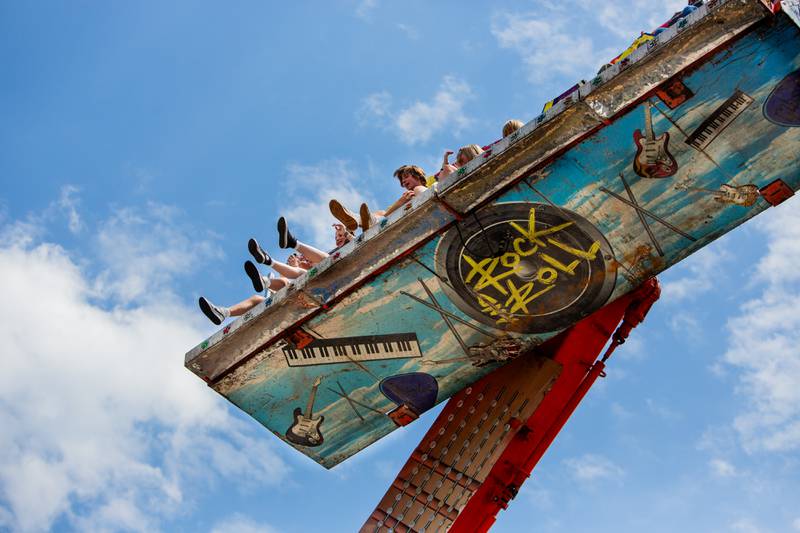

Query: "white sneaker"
<box><xmin>199</xmin><ymin>297</ymin><xmax>226</xmax><ymax>325</ymax></box>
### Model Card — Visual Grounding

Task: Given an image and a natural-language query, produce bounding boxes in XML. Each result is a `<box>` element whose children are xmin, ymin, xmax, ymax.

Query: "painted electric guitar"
<box><xmin>286</xmin><ymin>376</ymin><xmax>324</xmax><ymax>447</ymax></box>
<box><xmin>633</xmin><ymin>101</ymin><xmax>679</xmax><ymax>179</ymax></box>
<box><xmin>678</xmin><ymin>183</ymin><xmax>761</xmax><ymax>206</ymax></box>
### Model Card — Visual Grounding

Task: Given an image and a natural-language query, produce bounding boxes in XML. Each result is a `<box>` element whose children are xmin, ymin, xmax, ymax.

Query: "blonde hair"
<box><xmin>502</xmin><ymin>119</ymin><xmax>524</xmax><ymax>137</ymax></box>
<box><xmin>393</xmin><ymin>165</ymin><xmax>427</xmax><ymax>186</ymax></box>
<box><xmin>457</xmin><ymin>144</ymin><xmax>483</xmax><ymax>164</ymax></box>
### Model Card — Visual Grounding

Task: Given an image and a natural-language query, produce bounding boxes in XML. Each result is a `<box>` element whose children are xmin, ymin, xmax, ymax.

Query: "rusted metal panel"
<box><xmin>361</xmin><ymin>354</ymin><xmax>563</xmax><ymax>533</ymax></box>
<box><xmin>186</xmin><ymin>1</ymin><xmax>800</xmax><ymax>469</ymax></box>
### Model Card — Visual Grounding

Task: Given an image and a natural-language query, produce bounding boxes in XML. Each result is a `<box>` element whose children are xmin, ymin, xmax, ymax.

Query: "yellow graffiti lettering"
<box><xmin>500</xmin><ymin>252</ymin><xmax>520</xmax><ymax>269</ymax></box>
<box><xmin>477</xmin><ymin>293</ymin><xmax>501</xmax><ymax>316</ymax></box>
<box><xmin>504</xmin><ymin>279</ymin><xmax>557</xmax><ymax>314</ymax></box>
<box><xmin>462</xmin><ymin>254</ymin><xmax>518</xmax><ymax>295</ymax></box>
<box><xmin>513</xmin><ymin>237</ymin><xmax>538</xmax><ymax>257</ymax></box>
<box><xmin>509</xmin><ymin>207</ymin><xmax>574</xmax><ymax>248</ymax></box>
<box><xmin>536</xmin><ymin>267</ymin><xmax>558</xmax><ymax>285</ymax></box>
<box><xmin>477</xmin><ymin>293</ymin><xmax>512</xmax><ymax>325</ymax></box>
<box><xmin>539</xmin><ymin>253</ymin><xmax>580</xmax><ymax>276</ymax></box>
<box><xmin>547</xmin><ymin>239</ymin><xmax>601</xmax><ymax>260</ymax></box>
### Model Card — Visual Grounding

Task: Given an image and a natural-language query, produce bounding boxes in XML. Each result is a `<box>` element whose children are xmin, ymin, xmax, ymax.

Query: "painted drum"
<box><xmin>380</xmin><ymin>373</ymin><xmax>439</xmax><ymax>414</ymax></box>
<box><xmin>763</xmin><ymin>69</ymin><xmax>800</xmax><ymax>127</ymax></box>
<box><xmin>435</xmin><ymin>202</ymin><xmax>617</xmax><ymax>334</ymax></box>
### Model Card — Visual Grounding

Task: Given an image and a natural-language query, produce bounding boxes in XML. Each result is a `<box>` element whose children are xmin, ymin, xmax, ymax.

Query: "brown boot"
<box><xmin>329</xmin><ymin>199</ymin><xmax>358</xmax><ymax>232</ymax></box>
<box><xmin>359</xmin><ymin>203</ymin><xmax>379</xmax><ymax>231</ymax></box>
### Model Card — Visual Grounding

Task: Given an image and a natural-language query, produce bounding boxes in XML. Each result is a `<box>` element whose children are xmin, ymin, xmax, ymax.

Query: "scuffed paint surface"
<box><xmin>209</xmin><ymin>15</ymin><xmax>800</xmax><ymax>468</ymax></box>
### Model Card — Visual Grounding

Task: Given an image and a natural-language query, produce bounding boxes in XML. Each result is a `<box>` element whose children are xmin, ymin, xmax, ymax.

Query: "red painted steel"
<box><xmin>450</xmin><ymin>279</ymin><xmax>661</xmax><ymax>532</ymax></box>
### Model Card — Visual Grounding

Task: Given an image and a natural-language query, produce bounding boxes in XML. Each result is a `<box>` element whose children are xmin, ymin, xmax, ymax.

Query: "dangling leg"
<box><xmin>268</xmin><ymin>276</ymin><xmax>289</xmax><ymax>291</ymax></box>
<box><xmin>277</xmin><ymin>216</ymin><xmax>298</xmax><ymax>249</ymax></box>
<box><xmin>328</xmin><ymin>201</ymin><xmax>359</xmax><ymax>232</ymax></box>
<box><xmin>359</xmin><ymin>203</ymin><xmax>382</xmax><ymax>231</ymax></box>
<box><xmin>244</xmin><ymin>261</ymin><xmax>266</xmax><ymax>292</ymax></box>
<box><xmin>199</xmin><ymin>294</ymin><xmax>265</xmax><ymax>325</ymax></box>
<box><xmin>269</xmin><ymin>259</ymin><xmax>306</xmax><ymax>279</ymax></box>
<box><xmin>295</xmin><ymin>241</ymin><xmax>327</xmax><ymax>264</ymax></box>
<box><xmin>248</xmin><ymin>238</ymin><xmax>272</xmax><ymax>265</ymax></box>
<box><xmin>229</xmin><ymin>295</ymin><xmax>266</xmax><ymax>316</ymax></box>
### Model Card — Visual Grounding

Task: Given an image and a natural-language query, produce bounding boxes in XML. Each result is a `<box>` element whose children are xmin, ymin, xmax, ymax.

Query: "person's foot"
<box><xmin>360</xmin><ymin>203</ymin><xmax>379</xmax><ymax>231</ymax></box>
<box><xmin>198</xmin><ymin>296</ymin><xmax>227</xmax><ymax>325</ymax></box>
<box><xmin>277</xmin><ymin>216</ymin><xmax>298</xmax><ymax>249</ymax></box>
<box><xmin>248</xmin><ymin>238</ymin><xmax>272</xmax><ymax>265</ymax></box>
<box><xmin>329</xmin><ymin>200</ymin><xmax>359</xmax><ymax>232</ymax></box>
<box><xmin>244</xmin><ymin>260</ymin><xmax>266</xmax><ymax>293</ymax></box>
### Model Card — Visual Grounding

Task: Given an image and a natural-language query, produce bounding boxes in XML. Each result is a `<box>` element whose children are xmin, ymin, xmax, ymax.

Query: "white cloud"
<box><xmin>396</xmin><ymin>23</ymin><xmax>419</xmax><ymax>40</ymax></box>
<box><xmin>281</xmin><ymin>160</ymin><xmax>377</xmax><ymax>249</ymax></box>
<box><xmin>93</xmin><ymin>202</ymin><xmax>223</xmax><ymax>305</ymax></box>
<box><xmin>210</xmin><ymin>514</ymin><xmax>279</xmax><ymax>533</ymax></box>
<box><xmin>491</xmin><ymin>1</ymin><xmax>689</xmax><ymax>84</ymax></box>
<box><xmin>668</xmin><ymin>313</ymin><xmax>703</xmax><ymax>343</ymax></box>
<box><xmin>709</xmin><ymin>458</ymin><xmax>736</xmax><ymax>478</ymax></box>
<box><xmin>645</xmin><ymin>398</ymin><xmax>681</xmax><ymax>421</ymax></box>
<box><xmin>491</xmin><ymin>14</ymin><xmax>603</xmax><ymax>84</ymax></box>
<box><xmin>0</xmin><ymin>209</ymin><xmax>288</xmax><ymax>532</ymax></box>
<box><xmin>357</xmin><ymin>91</ymin><xmax>392</xmax><ymax>125</ymax></box>
<box><xmin>614</xmin><ymin>333</ymin><xmax>647</xmax><ymax>361</ymax></box>
<box><xmin>521</xmin><ymin>480</ymin><xmax>553</xmax><ymax>511</ymax></box>
<box><xmin>57</xmin><ymin>185</ymin><xmax>83</xmax><ymax>234</ymax></box>
<box><xmin>661</xmin><ymin>243</ymin><xmax>731</xmax><ymax>304</ymax></box>
<box><xmin>720</xmin><ymin>199</ymin><xmax>800</xmax><ymax>454</ymax></box>
<box><xmin>355</xmin><ymin>0</ymin><xmax>377</xmax><ymax>21</ymax></box>
<box><xmin>610</xmin><ymin>401</ymin><xmax>633</xmax><ymax>420</ymax></box>
<box><xmin>358</xmin><ymin>76</ymin><xmax>474</xmax><ymax>145</ymax></box>
<box><xmin>793</xmin><ymin>517</ymin><xmax>800</xmax><ymax>531</ymax></box>
<box><xmin>563</xmin><ymin>453</ymin><xmax>624</xmax><ymax>482</ymax></box>
<box><xmin>730</xmin><ymin>518</ymin><xmax>767</xmax><ymax>533</ymax></box>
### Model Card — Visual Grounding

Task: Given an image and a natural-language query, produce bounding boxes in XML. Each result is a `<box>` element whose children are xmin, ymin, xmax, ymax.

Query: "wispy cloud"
<box><xmin>491</xmin><ymin>13</ymin><xmax>604</xmax><ymax>84</ymax></box>
<box><xmin>93</xmin><ymin>202</ymin><xmax>223</xmax><ymax>305</ymax></box>
<box><xmin>563</xmin><ymin>453</ymin><xmax>624</xmax><ymax>482</ymax></box>
<box><xmin>0</xmin><ymin>204</ymin><xmax>288</xmax><ymax>532</ymax></box>
<box><xmin>661</xmin><ymin>243</ymin><xmax>731</xmax><ymax>304</ymax></box>
<box><xmin>709</xmin><ymin>457</ymin><xmax>736</xmax><ymax>478</ymax></box>
<box><xmin>491</xmin><ymin>1</ymin><xmax>689</xmax><ymax>84</ymax></box>
<box><xmin>57</xmin><ymin>185</ymin><xmax>83</xmax><ymax>234</ymax></box>
<box><xmin>358</xmin><ymin>76</ymin><xmax>474</xmax><ymax>145</ymax></box>
<box><xmin>355</xmin><ymin>0</ymin><xmax>377</xmax><ymax>21</ymax></box>
<box><xmin>730</xmin><ymin>518</ymin><xmax>767</xmax><ymax>533</ymax></box>
<box><xmin>210</xmin><ymin>514</ymin><xmax>279</xmax><ymax>533</ymax></box>
<box><xmin>719</xmin><ymin>198</ymin><xmax>800</xmax><ymax>453</ymax></box>
<box><xmin>281</xmin><ymin>160</ymin><xmax>377</xmax><ymax>249</ymax></box>
<box><xmin>396</xmin><ymin>23</ymin><xmax>420</xmax><ymax>40</ymax></box>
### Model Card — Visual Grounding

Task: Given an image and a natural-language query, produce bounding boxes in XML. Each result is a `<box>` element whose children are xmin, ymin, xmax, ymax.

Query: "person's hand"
<box><xmin>442</xmin><ymin>150</ymin><xmax>454</xmax><ymax>168</ymax></box>
<box><xmin>439</xmin><ymin>163</ymin><xmax>457</xmax><ymax>179</ymax></box>
<box><xmin>401</xmin><ymin>190</ymin><xmax>416</xmax><ymax>202</ymax></box>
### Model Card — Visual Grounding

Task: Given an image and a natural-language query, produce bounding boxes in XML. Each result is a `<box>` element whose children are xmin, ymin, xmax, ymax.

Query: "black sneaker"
<box><xmin>277</xmin><ymin>216</ymin><xmax>297</xmax><ymax>249</ymax></box>
<box><xmin>244</xmin><ymin>260</ymin><xmax>265</xmax><ymax>293</ymax></box>
<box><xmin>199</xmin><ymin>296</ymin><xmax>225</xmax><ymax>325</ymax></box>
<box><xmin>248</xmin><ymin>238</ymin><xmax>271</xmax><ymax>265</ymax></box>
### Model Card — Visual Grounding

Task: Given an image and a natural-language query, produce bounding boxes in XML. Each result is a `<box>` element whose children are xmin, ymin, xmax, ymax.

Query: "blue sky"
<box><xmin>1</xmin><ymin>1</ymin><xmax>799</xmax><ymax>532</ymax></box>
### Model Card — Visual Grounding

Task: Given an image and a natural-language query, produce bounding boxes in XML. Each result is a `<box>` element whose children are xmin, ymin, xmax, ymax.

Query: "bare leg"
<box><xmin>268</xmin><ymin>277</ymin><xmax>289</xmax><ymax>290</ymax></box>
<box><xmin>229</xmin><ymin>295</ymin><xmax>265</xmax><ymax>316</ymax></box>
<box><xmin>270</xmin><ymin>260</ymin><xmax>305</xmax><ymax>279</ymax></box>
<box><xmin>295</xmin><ymin>241</ymin><xmax>328</xmax><ymax>264</ymax></box>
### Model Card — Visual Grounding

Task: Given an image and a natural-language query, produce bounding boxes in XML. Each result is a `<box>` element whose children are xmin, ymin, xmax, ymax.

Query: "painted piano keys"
<box><xmin>283</xmin><ymin>332</ymin><xmax>422</xmax><ymax>367</ymax></box>
<box><xmin>685</xmin><ymin>89</ymin><xmax>754</xmax><ymax>150</ymax></box>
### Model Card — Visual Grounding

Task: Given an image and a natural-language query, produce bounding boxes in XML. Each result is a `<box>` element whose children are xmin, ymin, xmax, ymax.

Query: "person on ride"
<box><xmin>502</xmin><ymin>119</ymin><xmax>524</xmax><ymax>137</ymax></box>
<box><xmin>438</xmin><ymin>144</ymin><xmax>484</xmax><ymax>180</ymax></box>
<box><xmin>198</xmin><ymin>220</ymin><xmax>351</xmax><ymax>325</ymax></box>
<box><xmin>329</xmin><ymin>165</ymin><xmax>428</xmax><ymax>232</ymax></box>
